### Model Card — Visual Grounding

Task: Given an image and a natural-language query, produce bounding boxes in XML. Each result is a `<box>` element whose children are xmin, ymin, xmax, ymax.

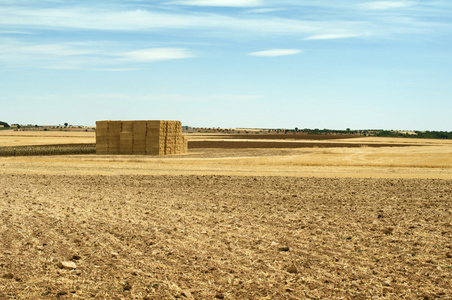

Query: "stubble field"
<box><xmin>1</xmin><ymin>131</ymin><xmax>451</xmax><ymax>299</ymax></box>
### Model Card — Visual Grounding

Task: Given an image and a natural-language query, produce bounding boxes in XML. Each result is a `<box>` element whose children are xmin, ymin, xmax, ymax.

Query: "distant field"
<box><xmin>0</xmin><ymin>130</ymin><xmax>95</xmax><ymax>146</ymax></box>
<box><xmin>1</xmin><ymin>130</ymin><xmax>451</xmax><ymax>179</ymax></box>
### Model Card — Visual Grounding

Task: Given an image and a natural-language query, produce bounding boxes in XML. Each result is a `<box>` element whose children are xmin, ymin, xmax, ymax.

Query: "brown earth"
<box><xmin>188</xmin><ymin>134</ymin><xmax>359</xmax><ymax>140</ymax></box>
<box><xmin>1</xmin><ymin>174</ymin><xmax>451</xmax><ymax>299</ymax></box>
<box><xmin>188</xmin><ymin>140</ymin><xmax>414</xmax><ymax>149</ymax></box>
<box><xmin>1</xmin><ymin>132</ymin><xmax>452</xmax><ymax>299</ymax></box>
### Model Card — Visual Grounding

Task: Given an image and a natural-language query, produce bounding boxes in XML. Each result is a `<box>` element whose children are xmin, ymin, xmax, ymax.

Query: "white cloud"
<box><xmin>166</xmin><ymin>0</ymin><xmax>263</xmax><ymax>7</ymax></box>
<box><xmin>0</xmin><ymin>7</ymin><xmax>316</xmax><ymax>34</ymax></box>
<box><xmin>121</xmin><ymin>48</ymin><xmax>195</xmax><ymax>62</ymax></box>
<box><xmin>246</xmin><ymin>8</ymin><xmax>285</xmax><ymax>14</ymax></box>
<box><xmin>303</xmin><ymin>33</ymin><xmax>363</xmax><ymax>40</ymax></box>
<box><xmin>0</xmin><ymin>39</ymin><xmax>195</xmax><ymax>69</ymax></box>
<box><xmin>360</xmin><ymin>1</ymin><xmax>414</xmax><ymax>10</ymax></box>
<box><xmin>249</xmin><ymin>49</ymin><xmax>302</xmax><ymax>57</ymax></box>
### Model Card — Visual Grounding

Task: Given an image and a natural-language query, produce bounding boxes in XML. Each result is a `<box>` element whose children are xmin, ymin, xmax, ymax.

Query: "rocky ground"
<box><xmin>1</xmin><ymin>174</ymin><xmax>451</xmax><ymax>299</ymax></box>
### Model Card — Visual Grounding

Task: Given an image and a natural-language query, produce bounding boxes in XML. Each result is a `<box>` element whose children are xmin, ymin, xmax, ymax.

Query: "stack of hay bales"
<box><xmin>133</xmin><ymin>121</ymin><xmax>147</xmax><ymax>155</ymax></box>
<box><xmin>108</xmin><ymin>121</ymin><xmax>122</xmax><ymax>154</ymax></box>
<box><xmin>95</xmin><ymin>121</ymin><xmax>109</xmax><ymax>155</ymax></box>
<box><xmin>96</xmin><ymin>120</ymin><xmax>187</xmax><ymax>155</ymax></box>
<box><xmin>120</xmin><ymin>121</ymin><xmax>134</xmax><ymax>155</ymax></box>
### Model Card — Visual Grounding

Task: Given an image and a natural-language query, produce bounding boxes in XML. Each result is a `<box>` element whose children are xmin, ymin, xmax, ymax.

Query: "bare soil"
<box><xmin>1</xmin><ymin>174</ymin><xmax>451</xmax><ymax>299</ymax></box>
<box><xmin>188</xmin><ymin>134</ymin><xmax>359</xmax><ymax>140</ymax></box>
<box><xmin>188</xmin><ymin>140</ymin><xmax>413</xmax><ymax>149</ymax></box>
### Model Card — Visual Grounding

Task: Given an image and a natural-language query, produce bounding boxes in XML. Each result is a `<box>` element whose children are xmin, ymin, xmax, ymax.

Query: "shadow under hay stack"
<box><xmin>96</xmin><ymin>120</ymin><xmax>187</xmax><ymax>155</ymax></box>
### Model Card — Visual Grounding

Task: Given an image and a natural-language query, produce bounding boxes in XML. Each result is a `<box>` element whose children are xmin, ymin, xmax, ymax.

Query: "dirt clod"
<box><xmin>123</xmin><ymin>281</ymin><xmax>132</xmax><ymax>291</ymax></box>
<box><xmin>2</xmin><ymin>273</ymin><xmax>14</xmax><ymax>279</ymax></box>
<box><xmin>287</xmin><ymin>264</ymin><xmax>298</xmax><ymax>274</ymax></box>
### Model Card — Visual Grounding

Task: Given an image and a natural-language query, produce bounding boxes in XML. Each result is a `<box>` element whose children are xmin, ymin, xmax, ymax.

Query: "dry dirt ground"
<box><xmin>1</xmin><ymin>175</ymin><xmax>451</xmax><ymax>299</ymax></box>
<box><xmin>1</xmin><ymin>132</ymin><xmax>452</xmax><ymax>299</ymax></box>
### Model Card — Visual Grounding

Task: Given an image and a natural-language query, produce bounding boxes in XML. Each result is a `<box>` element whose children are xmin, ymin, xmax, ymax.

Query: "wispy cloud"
<box><xmin>360</xmin><ymin>1</ymin><xmax>414</xmax><ymax>10</ymax></box>
<box><xmin>303</xmin><ymin>33</ymin><xmax>364</xmax><ymax>40</ymax></box>
<box><xmin>245</xmin><ymin>8</ymin><xmax>285</xmax><ymax>14</ymax></box>
<box><xmin>166</xmin><ymin>0</ymin><xmax>263</xmax><ymax>7</ymax></box>
<box><xmin>249</xmin><ymin>49</ymin><xmax>302</xmax><ymax>57</ymax></box>
<box><xmin>0</xmin><ymin>39</ymin><xmax>195</xmax><ymax>70</ymax></box>
<box><xmin>0</xmin><ymin>6</ymin><xmax>316</xmax><ymax>34</ymax></box>
<box><xmin>121</xmin><ymin>48</ymin><xmax>195</xmax><ymax>62</ymax></box>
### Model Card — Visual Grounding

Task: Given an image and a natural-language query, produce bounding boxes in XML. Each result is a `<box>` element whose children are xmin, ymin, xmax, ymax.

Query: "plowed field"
<box><xmin>1</xmin><ymin>174</ymin><xmax>451</xmax><ymax>299</ymax></box>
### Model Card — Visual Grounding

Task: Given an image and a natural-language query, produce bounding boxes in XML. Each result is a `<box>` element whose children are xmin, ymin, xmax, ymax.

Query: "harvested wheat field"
<box><xmin>1</xmin><ymin>175</ymin><xmax>451</xmax><ymax>299</ymax></box>
<box><xmin>1</xmin><ymin>132</ymin><xmax>452</xmax><ymax>299</ymax></box>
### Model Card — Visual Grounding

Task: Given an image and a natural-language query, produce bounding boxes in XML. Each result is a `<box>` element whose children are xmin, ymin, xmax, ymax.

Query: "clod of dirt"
<box><xmin>382</xmin><ymin>227</ymin><xmax>394</xmax><ymax>235</ymax></box>
<box><xmin>214</xmin><ymin>292</ymin><xmax>225</xmax><ymax>299</ymax></box>
<box><xmin>123</xmin><ymin>281</ymin><xmax>132</xmax><ymax>291</ymax></box>
<box><xmin>2</xmin><ymin>272</ymin><xmax>14</xmax><ymax>279</ymax></box>
<box><xmin>446</xmin><ymin>252</ymin><xmax>452</xmax><ymax>258</ymax></box>
<box><xmin>278</xmin><ymin>246</ymin><xmax>290</xmax><ymax>252</ymax></box>
<box><xmin>287</xmin><ymin>264</ymin><xmax>298</xmax><ymax>274</ymax></box>
<box><xmin>57</xmin><ymin>261</ymin><xmax>77</xmax><ymax>270</ymax></box>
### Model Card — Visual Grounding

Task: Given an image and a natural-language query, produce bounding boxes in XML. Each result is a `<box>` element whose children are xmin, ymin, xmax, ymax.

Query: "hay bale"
<box><xmin>96</xmin><ymin>119</ymin><xmax>187</xmax><ymax>156</ymax></box>
<box><xmin>122</xmin><ymin>121</ymin><xmax>134</xmax><ymax>133</ymax></box>
<box><xmin>120</xmin><ymin>132</ymin><xmax>133</xmax><ymax>155</ymax></box>
<box><xmin>96</xmin><ymin>121</ymin><xmax>109</xmax><ymax>136</ymax></box>
<box><xmin>107</xmin><ymin>121</ymin><xmax>122</xmax><ymax>154</ymax></box>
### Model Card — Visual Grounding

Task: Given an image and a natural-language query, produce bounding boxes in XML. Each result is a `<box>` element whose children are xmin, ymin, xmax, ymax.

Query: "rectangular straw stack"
<box><xmin>95</xmin><ymin>121</ymin><xmax>109</xmax><ymax>154</ymax></box>
<box><xmin>108</xmin><ymin>121</ymin><xmax>122</xmax><ymax>154</ymax></box>
<box><xmin>96</xmin><ymin>120</ymin><xmax>187</xmax><ymax>155</ymax></box>
<box><xmin>133</xmin><ymin>121</ymin><xmax>147</xmax><ymax>155</ymax></box>
<box><xmin>120</xmin><ymin>121</ymin><xmax>134</xmax><ymax>155</ymax></box>
<box><xmin>146</xmin><ymin>121</ymin><xmax>164</xmax><ymax>155</ymax></box>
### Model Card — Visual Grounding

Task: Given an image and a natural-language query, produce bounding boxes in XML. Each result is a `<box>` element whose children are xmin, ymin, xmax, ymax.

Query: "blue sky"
<box><xmin>1</xmin><ymin>0</ymin><xmax>451</xmax><ymax>130</ymax></box>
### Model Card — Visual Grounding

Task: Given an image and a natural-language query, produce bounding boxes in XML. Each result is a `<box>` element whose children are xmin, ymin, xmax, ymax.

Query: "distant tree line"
<box><xmin>375</xmin><ymin>130</ymin><xmax>452</xmax><ymax>139</ymax></box>
<box><xmin>0</xmin><ymin>121</ymin><xmax>10</xmax><ymax>128</ymax></box>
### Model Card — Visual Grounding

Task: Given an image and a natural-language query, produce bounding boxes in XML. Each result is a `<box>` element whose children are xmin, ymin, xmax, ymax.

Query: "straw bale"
<box><xmin>147</xmin><ymin>128</ymin><xmax>159</xmax><ymax>137</ymax></box>
<box><xmin>96</xmin><ymin>120</ymin><xmax>109</xmax><ymax>131</ymax></box>
<box><xmin>96</xmin><ymin>135</ymin><xmax>108</xmax><ymax>143</ymax></box>
<box><xmin>133</xmin><ymin>121</ymin><xmax>147</xmax><ymax>133</ymax></box>
<box><xmin>120</xmin><ymin>131</ymin><xmax>133</xmax><ymax>138</ymax></box>
<box><xmin>122</xmin><ymin>121</ymin><xmax>134</xmax><ymax>132</ymax></box>
<box><xmin>96</xmin><ymin>144</ymin><xmax>109</xmax><ymax>155</ymax></box>
<box><xmin>147</xmin><ymin>120</ymin><xmax>162</xmax><ymax>129</ymax></box>
<box><xmin>146</xmin><ymin>136</ymin><xmax>160</xmax><ymax>144</ymax></box>
<box><xmin>96</xmin><ymin>131</ymin><xmax>108</xmax><ymax>140</ymax></box>
<box><xmin>146</xmin><ymin>148</ymin><xmax>160</xmax><ymax>155</ymax></box>
<box><xmin>108</xmin><ymin>121</ymin><xmax>122</xmax><ymax>135</ymax></box>
<box><xmin>133</xmin><ymin>140</ymin><xmax>146</xmax><ymax>155</ymax></box>
<box><xmin>120</xmin><ymin>132</ymin><xmax>133</xmax><ymax>155</ymax></box>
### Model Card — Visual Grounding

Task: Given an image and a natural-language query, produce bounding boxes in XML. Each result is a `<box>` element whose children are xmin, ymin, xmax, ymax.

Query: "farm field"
<box><xmin>0</xmin><ymin>130</ymin><xmax>95</xmax><ymax>147</ymax></box>
<box><xmin>1</xmin><ymin>130</ymin><xmax>452</xmax><ymax>298</ymax></box>
<box><xmin>1</xmin><ymin>175</ymin><xmax>451</xmax><ymax>299</ymax></box>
